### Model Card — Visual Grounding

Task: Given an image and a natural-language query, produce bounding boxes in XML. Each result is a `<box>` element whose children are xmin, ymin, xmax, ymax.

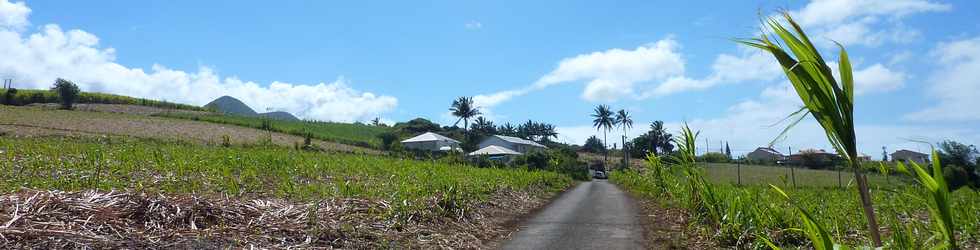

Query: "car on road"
<box><xmin>593</xmin><ymin>171</ymin><xmax>607</xmax><ymax>179</ymax></box>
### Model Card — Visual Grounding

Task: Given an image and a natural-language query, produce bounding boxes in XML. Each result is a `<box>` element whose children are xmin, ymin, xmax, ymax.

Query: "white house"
<box><xmin>401</xmin><ymin>132</ymin><xmax>460</xmax><ymax>152</ymax></box>
<box><xmin>746</xmin><ymin>147</ymin><xmax>784</xmax><ymax>162</ymax></box>
<box><xmin>477</xmin><ymin>135</ymin><xmax>547</xmax><ymax>154</ymax></box>
<box><xmin>891</xmin><ymin>149</ymin><xmax>929</xmax><ymax>164</ymax></box>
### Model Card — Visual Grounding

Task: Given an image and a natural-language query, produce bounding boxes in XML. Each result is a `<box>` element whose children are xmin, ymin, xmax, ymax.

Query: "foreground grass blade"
<box><xmin>738</xmin><ymin>12</ymin><xmax>882</xmax><ymax>247</ymax></box>
<box><xmin>770</xmin><ymin>185</ymin><xmax>839</xmax><ymax>250</ymax></box>
<box><xmin>907</xmin><ymin>151</ymin><xmax>957</xmax><ymax>250</ymax></box>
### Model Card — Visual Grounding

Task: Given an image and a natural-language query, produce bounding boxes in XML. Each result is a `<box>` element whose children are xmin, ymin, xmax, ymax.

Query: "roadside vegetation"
<box><xmin>612</xmin><ymin>12</ymin><xmax>979</xmax><ymax>249</ymax></box>
<box><xmin>611</xmin><ymin>126</ymin><xmax>980</xmax><ymax>248</ymax></box>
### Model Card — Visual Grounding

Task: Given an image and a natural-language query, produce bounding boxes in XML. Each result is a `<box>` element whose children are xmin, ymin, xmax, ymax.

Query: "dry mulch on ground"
<box><xmin>630</xmin><ymin>197</ymin><xmax>716</xmax><ymax>249</ymax></box>
<box><xmin>0</xmin><ymin>188</ymin><xmax>555</xmax><ymax>249</ymax></box>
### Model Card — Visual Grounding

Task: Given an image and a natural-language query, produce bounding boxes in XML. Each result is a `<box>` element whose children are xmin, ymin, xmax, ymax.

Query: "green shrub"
<box><xmin>2</xmin><ymin>88</ymin><xmax>16</xmax><ymax>105</ymax></box>
<box><xmin>376</xmin><ymin>131</ymin><xmax>398</xmax><ymax>151</ymax></box>
<box><xmin>51</xmin><ymin>78</ymin><xmax>80</xmax><ymax>109</ymax></box>
<box><xmin>699</xmin><ymin>152</ymin><xmax>730</xmax><ymax>163</ymax></box>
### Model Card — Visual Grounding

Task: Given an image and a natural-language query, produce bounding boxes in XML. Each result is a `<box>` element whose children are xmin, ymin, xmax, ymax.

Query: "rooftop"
<box><xmin>492</xmin><ymin>135</ymin><xmax>547</xmax><ymax>148</ymax></box>
<box><xmin>401</xmin><ymin>132</ymin><xmax>460</xmax><ymax>144</ymax></box>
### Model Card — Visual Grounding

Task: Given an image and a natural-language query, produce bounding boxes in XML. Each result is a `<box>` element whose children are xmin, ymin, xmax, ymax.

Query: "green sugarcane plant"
<box><xmin>899</xmin><ymin>151</ymin><xmax>957</xmax><ymax>249</ymax></box>
<box><xmin>768</xmin><ymin>185</ymin><xmax>840</xmax><ymax>250</ymax></box>
<box><xmin>738</xmin><ymin>12</ymin><xmax>883</xmax><ymax>246</ymax></box>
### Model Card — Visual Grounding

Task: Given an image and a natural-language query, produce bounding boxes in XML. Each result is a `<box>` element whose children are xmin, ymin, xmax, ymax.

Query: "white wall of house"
<box><xmin>403</xmin><ymin>140</ymin><xmax>457</xmax><ymax>152</ymax></box>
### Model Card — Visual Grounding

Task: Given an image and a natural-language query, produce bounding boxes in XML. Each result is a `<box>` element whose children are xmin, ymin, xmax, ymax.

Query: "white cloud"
<box><xmin>905</xmin><ymin>36</ymin><xmax>980</xmax><ymax>122</ymax></box>
<box><xmin>537</xmin><ymin>39</ymin><xmax>686</xmax><ymax>102</ymax></box>
<box><xmin>536</xmin><ymin>39</ymin><xmax>684</xmax><ymax>87</ymax></box>
<box><xmin>852</xmin><ymin>63</ymin><xmax>906</xmax><ymax>94</ymax></box>
<box><xmin>791</xmin><ymin>0</ymin><xmax>950</xmax><ymax>47</ymax></box>
<box><xmin>473</xmin><ymin>38</ymin><xmax>687</xmax><ymax>108</ymax></box>
<box><xmin>0</xmin><ymin>0</ymin><xmax>28</xmax><ymax>30</ymax></box>
<box><xmin>709</xmin><ymin>50</ymin><xmax>783</xmax><ymax>83</ymax></box>
<box><xmin>473</xmin><ymin>89</ymin><xmax>524</xmax><ymax>109</ymax></box>
<box><xmin>464</xmin><ymin>21</ymin><xmax>482</xmax><ymax>30</ymax></box>
<box><xmin>644</xmin><ymin>49</ymin><xmax>784</xmax><ymax>97</ymax></box>
<box><xmin>0</xmin><ymin>1</ymin><xmax>396</xmax><ymax>122</ymax></box>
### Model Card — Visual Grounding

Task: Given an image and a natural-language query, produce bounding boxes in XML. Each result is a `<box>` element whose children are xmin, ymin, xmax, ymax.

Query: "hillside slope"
<box><xmin>258</xmin><ymin>111</ymin><xmax>300</xmax><ymax>121</ymax></box>
<box><xmin>0</xmin><ymin>105</ymin><xmax>374</xmax><ymax>154</ymax></box>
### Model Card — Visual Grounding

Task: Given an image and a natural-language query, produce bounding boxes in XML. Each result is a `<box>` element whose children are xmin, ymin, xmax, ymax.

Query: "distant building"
<box><xmin>400</xmin><ymin>132</ymin><xmax>460</xmax><ymax>152</ymax></box>
<box><xmin>746</xmin><ymin>147</ymin><xmax>784</xmax><ymax>162</ymax></box>
<box><xmin>477</xmin><ymin>135</ymin><xmax>547</xmax><ymax>154</ymax></box>
<box><xmin>467</xmin><ymin>145</ymin><xmax>522</xmax><ymax>161</ymax></box>
<box><xmin>786</xmin><ymin>149</ymin><xmax>840</xmax><ymax>167</ymax></box>
<box><xmin>857</xmin><ymin>154</ymin><xmax>873</xmax><ymax>162</ymax></box>
<box><xmin>891</xmin><ymin>149</ymin><xmax>929</xmax><ymax>164</ymax></box>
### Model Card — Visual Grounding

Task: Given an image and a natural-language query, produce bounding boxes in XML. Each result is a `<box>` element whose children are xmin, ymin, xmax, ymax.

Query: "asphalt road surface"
<box><xmin>501</xmin><ymin>180</ymin><xmax>646</xmax><ymax>250</ymax></box>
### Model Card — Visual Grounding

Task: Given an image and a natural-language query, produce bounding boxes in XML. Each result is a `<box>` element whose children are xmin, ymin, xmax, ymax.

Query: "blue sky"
<box><xmin>2</xmin><ymin>0</ymin><xmax>979</xmax><ymax>157</ymax></box>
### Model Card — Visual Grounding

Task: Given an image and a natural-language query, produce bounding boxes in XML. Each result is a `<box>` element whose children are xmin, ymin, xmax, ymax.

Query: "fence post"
<box><xmin>791</xmin><ymin>165</ymin><xmax>797</xmax><ymax>188</ymax></box>
<box><xmin>737</xmin><ymin>159</ymin><xmax>741</xmax><ymax>186</ymax></box>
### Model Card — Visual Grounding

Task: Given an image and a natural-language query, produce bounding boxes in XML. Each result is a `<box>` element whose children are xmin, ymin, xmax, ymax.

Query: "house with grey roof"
<box><xmin>400</xmin><ymin>132</ymin><xmax>460</xmax><ymax>152</ymax></box>
<box><xmin>891</xmin><ymin>149</ymin><xmax>929</xmax><ymax>164</ymax></box>
<box><xmin>477</xmin><ymin>135</ymin><xmax>547</xmax><ymax>154</ymax></box>
<box><xmin>746</xmin><ymin>147</ymin><xmax>784</xmax><ymax>162</ymax></box>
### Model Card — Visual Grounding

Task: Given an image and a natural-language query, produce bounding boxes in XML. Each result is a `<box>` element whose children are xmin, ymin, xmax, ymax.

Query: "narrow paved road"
<box><xmin>501</xmin><ymin>180</ymin><xmax>646</xmax><ymax>250</ymax></box>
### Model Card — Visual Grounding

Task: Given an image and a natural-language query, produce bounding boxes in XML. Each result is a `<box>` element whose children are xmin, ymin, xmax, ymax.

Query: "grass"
<box><xmin>701</xmin><ymin>163</ymin><xmax>895</xmax><ymax>188</ymax></box>
<box><xmin>0</xmin><ymin>136</ymin><xmax>571</xmax><ymax>213</ymax></box>
<box><xmin>156</xmin><ymin>112</ymin><xmax>391</xmax><ymax>148</ymax></box>
<box><xmin>1</xmin><ymin>88</ymin><xmax>206</xmax><ymax>111</ymax></box>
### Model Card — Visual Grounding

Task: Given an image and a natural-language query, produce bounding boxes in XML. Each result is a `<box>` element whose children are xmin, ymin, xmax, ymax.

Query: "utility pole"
<box><xmin>622</xmin><ymin>135</ymin><xmax>628</xmax><ymax>170</ymax></box>
<box><xmin>704</xmin><ymin>137</ymin><xmax>710</xmax><ymax>155</ymax></box>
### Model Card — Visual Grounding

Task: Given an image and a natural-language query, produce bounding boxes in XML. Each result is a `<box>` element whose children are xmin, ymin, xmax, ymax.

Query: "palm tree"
<box><xmin>449</xmin><ymin>96</ymin><xmax>481</xmax><ymax>131</ymax></box>
<box><xmin>498</xmin><ymin>123</ymin><xmax>516</xmax><ymax>136</ymax></box>
<box><xmin>472</xmin><ymin>116</ymin><xmax>495</xmax><ymax>135</ymax></box>
<box><xmin>615</xmin><ymin>109</ymin><xmax>633</xmax><ymax>167</ymax></box>
<box><xmin>615</xmin><ymin>109</ymin><xmax>633</xmax><ymax>144</ymax></box>
<box><xmin>541</xmin><ymin>124</ymin><xmax>558</xmax><ymax>142</ymax></box>
<box><xmin>591</xmin><ymin>104</ymin><xmax>615</xmax><ymax>164</ymax></box>
<box><xmin>649</xmin><ymin>121</ymin><xmax>665</xmax><ymax>155</ymax></box>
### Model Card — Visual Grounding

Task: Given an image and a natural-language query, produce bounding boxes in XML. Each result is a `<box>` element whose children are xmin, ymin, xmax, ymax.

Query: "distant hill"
<box><xmin>205</xmin><ymin>96</ymin><xmax>258</xmax><ymax>116</ymax></box>
<box><xmin>204</xmin><ymin>96</ymin><xmax>298</xmax><ymax>121</ymax></box>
